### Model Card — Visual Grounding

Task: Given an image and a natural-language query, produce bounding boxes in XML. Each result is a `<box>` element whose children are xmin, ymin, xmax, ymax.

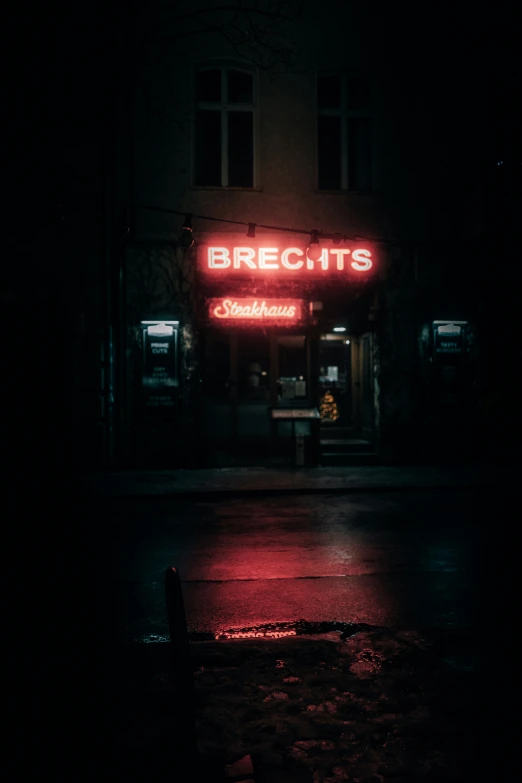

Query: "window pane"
<box><xmin>195</xmin><ymin>69</ymin><xmax>221</xmax><ymax>102</ymax></box>
<box><xmin>348</xmin><ymin>117</ymin><xmax>373</xmax><ymax>191</ymax></box>
<box><xmin>345</xmin><ymin>77</ymin><xmax>370</xmax><ymax>110</ymax></box>
<box><xmin>228</xmin><ymin>70</ymin><xmax>253</xmax><ymax>103</ymax></box>
<box><xmin>317</xmin><ymin>75</ymin><xmax>341</xmax><ymax>109</ymax></box>
<box><xmin>277</xmin><ymin>336</ymin><xmax>307</xmax><ymax>402</ymax></box>
<box><xmin>205</xmin><ymin>332</ymin><xmax>230</xmax><ymax>402</ymax></box>
<box><xmin>195</xmin><ymin>110</ymin><xmax>221</xmax><ymax>186</ymax></box>
<box><xmin>318</xmin><ymin>115</ymin><xmax>341</xmax><ymax>189</ymax></box>
<box><xmin>228</xmin><ymin>111</ymin><xmax>253</xmax><ymax>187</ymax></box>
<box><xmin>238</xmin><ymin>333</ymin><xmax>270</xmax><ymax>400</ymax></box>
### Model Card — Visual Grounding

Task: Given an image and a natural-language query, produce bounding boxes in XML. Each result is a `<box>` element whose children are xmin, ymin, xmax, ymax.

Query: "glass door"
<box><xmin>202</xmin><ymin>329</ymin><xmax>232</xmax><ymax>438</ymax></box>
<box><xmin>236</xmin><ymin>332</ymin><xmax>271</xmax><ymax>437</ymax></box>
<box><xmin>276</xmin><ymin>335</ymin><xmax>308</xmax><ymax>404</ymax></box>
<box><xmin>318</xmin><ymin>334</ymin><xmax>352</xmax><ymax>426</ymax></box>
<box><xmin>203</xmin><ymin>329</ymin><xmax>313</xmax><ymax>462</ymax></box>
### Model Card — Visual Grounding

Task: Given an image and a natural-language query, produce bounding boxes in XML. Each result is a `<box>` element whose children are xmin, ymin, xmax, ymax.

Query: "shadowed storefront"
<box><xmin>126</xmin><ymin>232</ymin><xmax>482</xmax><ymax>469</ymax></box>
<box><xmin>196</xmin><ymin>233</ymin><xmax>379</xmax><ymax>467</ymax></box>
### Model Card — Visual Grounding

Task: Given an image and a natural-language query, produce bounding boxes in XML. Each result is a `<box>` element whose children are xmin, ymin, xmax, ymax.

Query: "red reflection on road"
<box><xmin>216</xmin><ymin>629</ymin><xmax>297</xmax><ymax>640</ymax></box>
<box><xmin>182</xmin><ymin>499</ymin><xmax>399</xmax><ymax>631</ymax></box>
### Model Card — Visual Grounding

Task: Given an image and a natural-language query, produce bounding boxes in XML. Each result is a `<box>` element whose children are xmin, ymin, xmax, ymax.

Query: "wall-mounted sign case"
<box><xmin>141</xmin><ymin>321</ymin><xmax>179</xmax><ymax>407</ymax></box>
<box><xmin>433</xmin><ymin>321</ymin><xmax>467</xmax><ymax>355</ymax></box>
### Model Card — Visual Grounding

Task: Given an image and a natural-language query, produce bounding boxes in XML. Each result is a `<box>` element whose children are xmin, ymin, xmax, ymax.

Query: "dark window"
<box><xmin>228</xmin><ymin>70</ymin><xmax>253</xmax><ymax>103</ymax></box>
<box><xmin>195</xmin><ymin>110</ymin><xmax>221</xmax><ymax>186</ymax></box>
<box><xmin>205</xmin><ymin>332</ymin><xmax>230</xmax><ymax>403</ymax></box>
<box><xmin>347</xmin><ymin>117</ymin><xmax>373</xmax><ymax>191</ymax></box>
<box><xmin>195</xmin><ymin>69</ymin><xmax>221</xmax><ymax>102</ymax></box>
<box><xmin>317</xmin><ymin>75</ymin><xmax>341</xmax><ymax>109</ymax></box>
<box><xmin>228</xmin><ymin>112</ymin><xmax>253</xmax><ymax>187</ymax></box>
<box><xmin>194</xmin><ymin>67</ymin><xmax>255</xmax><ymax>187</ymax></box>
<box><xmin>317</xmin><ymin>116</ymin><xmax>341</xmax><ymax>190</ymax></box>
<box><xmin>345</xmin><ymin>77</ymin><xmax>370</xmax><ymax>110</ymax></box>
<box><xmin>238</xmin><ymin>333</ymin><xmax>270</xmax><ymax>400</ymax></box>
<box><xmin>317</xmin><ymin>73</ymin><xmax>373</xmax><ymax>191</ymax></box>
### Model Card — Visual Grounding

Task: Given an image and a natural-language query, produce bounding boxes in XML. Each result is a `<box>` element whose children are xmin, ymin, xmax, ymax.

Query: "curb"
<box><xmin>85</xmin><ymin>482</ymin><xmax>480</xmax><ymax>500</ymax></box>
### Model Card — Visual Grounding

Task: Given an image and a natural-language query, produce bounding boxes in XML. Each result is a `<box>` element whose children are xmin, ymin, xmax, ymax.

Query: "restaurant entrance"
<box><xmin>201</xmin><ymin>328</ymin><xmax>311</xmax><ymax>464</ymax></box>
<box><xmin>318</xmin><ymin>331</ymin><xmax>377</xmax><ymax>464</ymax></box>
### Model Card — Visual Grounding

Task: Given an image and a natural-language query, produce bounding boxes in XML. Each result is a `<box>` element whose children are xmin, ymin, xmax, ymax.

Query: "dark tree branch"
<box><xmin>134</xmin><ymin>0</ymin><xmax>303</xmax><ymax>125</ymax></box>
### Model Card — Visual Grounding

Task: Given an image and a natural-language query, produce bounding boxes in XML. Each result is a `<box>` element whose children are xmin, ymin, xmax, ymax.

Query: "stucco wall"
<box><xmin>130</xmin><ymin>0</ymin><xmax>471</xmax><ymax>246</ymax></box>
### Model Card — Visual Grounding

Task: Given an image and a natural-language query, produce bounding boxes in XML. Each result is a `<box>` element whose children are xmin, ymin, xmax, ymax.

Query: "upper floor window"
<box><xmin>317</xmin><ymin>74</ymin><xmax>373</xmax><ymax>192</ymax></box>
<box><xmin>194</xmin><ymin>67</ymin><xmax>255</xmax><ymax>188</ymax></box>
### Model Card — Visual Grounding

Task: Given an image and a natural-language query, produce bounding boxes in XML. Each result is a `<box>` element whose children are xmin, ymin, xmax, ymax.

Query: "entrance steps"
<box><xmin>320</xmin><ymin>427</ymin><xmax>378</xmax><ymax>466</ymax></box>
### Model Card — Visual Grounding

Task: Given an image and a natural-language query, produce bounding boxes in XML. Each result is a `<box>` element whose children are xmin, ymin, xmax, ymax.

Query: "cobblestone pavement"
<box><xmin>117</xmin><ymin>626</ymin><xmax>477</xmax><ymax>782</ymax></box>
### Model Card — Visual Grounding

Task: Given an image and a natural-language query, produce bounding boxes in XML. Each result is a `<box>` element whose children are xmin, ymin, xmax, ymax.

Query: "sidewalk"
<box><xmin>82</xmin><ymin>462</ymin><xmax>510</xmax><ymax>498</ymax></box>
<box><xmin>117</xmin><ymin>626</ymin><xmax>478</xmax><ymax>782</ymax></box>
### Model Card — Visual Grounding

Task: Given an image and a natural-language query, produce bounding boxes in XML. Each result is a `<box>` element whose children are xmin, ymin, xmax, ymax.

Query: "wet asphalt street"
<box><xmin>113</xmin><ymin>489</ymin><xmax>481</xmax><ymax>643</ymax></box>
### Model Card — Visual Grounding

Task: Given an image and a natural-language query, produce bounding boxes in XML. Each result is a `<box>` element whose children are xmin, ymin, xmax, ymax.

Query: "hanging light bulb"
<box><xmin>179</xmin><ymin>214</ymin><xmax>194</xmax><ymax>248</ymax></box>
<box><xmin>307</xmin><ymin>230</ymin><xmax>322</xmax><ymax>262</ymax></box>
<box><xmin>247</xmin><ymin>222</ymin><xmax>256</xmax><ymax>238</ymax></box>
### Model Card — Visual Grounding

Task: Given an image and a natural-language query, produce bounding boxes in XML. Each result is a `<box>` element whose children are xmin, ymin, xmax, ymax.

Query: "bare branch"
<box><xmin>135</xmin><ymin>1</ymin><xmax>303</xmax><ymax>124</ymax></box>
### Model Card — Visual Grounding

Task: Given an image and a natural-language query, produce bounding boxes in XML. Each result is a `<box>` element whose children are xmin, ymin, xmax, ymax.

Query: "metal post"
<box><xmin>165</xmin><ymin>567</ymin><xmax>194</xmax><ymax>696</ymax></box>
<box><xmin>164</xmin><ymin>567</ymin><xmax>197</xmax><ymax>754</ymax></box>
<box><xmin>352</xmin><ymin>338</ymin><xmax>362</xmax><ymax>435</ymax></box>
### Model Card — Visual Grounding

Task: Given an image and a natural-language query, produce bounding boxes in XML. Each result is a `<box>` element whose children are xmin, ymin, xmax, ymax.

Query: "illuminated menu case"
<box><xmin>433</xmin><ymin>321</ymin><xmax>467</xmax><ymax>355</ymax></box>
<box><xmin>141</xmin><ymin>321</ymin><xmax>179</xmax><ymax>407</ymax></box>
<box><xmin>432</xmin><ymin>321</ymin><xmax>471</xmax><ymax>400</ymax></box>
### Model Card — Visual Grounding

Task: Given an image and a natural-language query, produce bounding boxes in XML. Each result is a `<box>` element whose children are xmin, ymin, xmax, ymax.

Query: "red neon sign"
<box><xmin>199</xmin><ymin>245</ymin><xmax>374</xmax><ymax>276</ymax></box>
<box><xmin>209</xmin><ymin>297</ymin><xmax>303</xmax><ymax>322</ymax></box>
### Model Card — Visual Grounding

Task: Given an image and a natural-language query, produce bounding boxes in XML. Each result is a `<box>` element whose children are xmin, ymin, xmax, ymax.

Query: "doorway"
<box><xmin>318</xmin><ymin>332</ymin><xmax>375</xmax><ymax>436</ymax></box>
<box><xmin>202</xmin><ymin>328</ymin><xmax>310</xmax><ymax>463</ymax></box>
<box><xmin>318</xmin><ymin>334</ymin><xmax>352</xmax><ymax>426</ymax></box>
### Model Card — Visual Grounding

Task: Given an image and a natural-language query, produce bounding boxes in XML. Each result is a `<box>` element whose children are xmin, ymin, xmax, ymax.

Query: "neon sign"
<box><xmin>199</xmin><ymin>245</ymin><xmax>374</xmax><ymax>276</ymax></box>
<box><xmin>209</xmin><ymin>297</ymin><xmax>303</xmax><ymax>322</ymax></box>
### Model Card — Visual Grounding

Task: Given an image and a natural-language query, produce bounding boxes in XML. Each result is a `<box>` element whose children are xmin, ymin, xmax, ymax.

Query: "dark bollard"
<box><xmin>165</xmin><ymin>566</ymin><xmax>197</xmax><ymax>755</ymax></box>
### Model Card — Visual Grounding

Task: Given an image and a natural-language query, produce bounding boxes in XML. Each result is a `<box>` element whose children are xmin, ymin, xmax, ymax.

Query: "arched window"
<box><xmin>194</xmin><ymin>66</ymin><xmax>255</xmax><ymax>188</ymax></box>
<box><xmin>317</xmin><ymin>73</ymin><xmax>374</xmax><ymax>192</ymax></box>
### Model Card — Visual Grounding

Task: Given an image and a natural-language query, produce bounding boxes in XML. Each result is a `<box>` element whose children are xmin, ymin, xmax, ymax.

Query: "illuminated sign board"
<box><xmin>141</xmin><ymin>320</ymin><xmax>179</xmax><ymax>406</ymax></box>
<box><xmin>198</xmin><ymin>245</ymin><xmax>374</xmax><ymax>276</ymax></box>
<box><xmin>433</xmin><ymin>321</ymin><xmax>468</xmax><ymax>356</ymax></box>
<box><xmin>208</xmin><ymin>297</ymin><xmax>303</xmax><ymax>323</ymax></box>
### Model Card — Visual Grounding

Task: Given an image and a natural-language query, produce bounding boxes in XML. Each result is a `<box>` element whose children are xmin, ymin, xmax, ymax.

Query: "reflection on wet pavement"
<box><xmin>114</xmin><ymin>490</ymin><xmax>479</xmax><ymax>643</ymax></box>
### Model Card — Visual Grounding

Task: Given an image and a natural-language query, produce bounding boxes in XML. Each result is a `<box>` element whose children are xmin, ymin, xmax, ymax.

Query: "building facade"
<box><xmin>101</xmin><ymin>1</ymin><xmax>504</xmax><ymax>469</ymax></box>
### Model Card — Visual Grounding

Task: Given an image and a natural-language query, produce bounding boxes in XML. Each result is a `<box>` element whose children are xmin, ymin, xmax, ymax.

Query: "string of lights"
<box><xmin>132</xmin><ymin>202</ymin><xmax>388</xmax><ymax>253</ymax></box>
<box><xmin>130</xmin><ymin>202</ymin><xmax>475</xmax><ymax>254</ymax></box>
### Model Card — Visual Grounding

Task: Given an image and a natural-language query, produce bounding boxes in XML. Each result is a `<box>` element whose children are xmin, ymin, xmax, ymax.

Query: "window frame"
<box><xmin>193</xmin><ymin>64</ymin><xmax>257</xmax><ymax>189</ymax></box>
<box><xmin>316</xmin><ymin>72</ymin><xmax>375</xmax><ymax>193</ymax></box>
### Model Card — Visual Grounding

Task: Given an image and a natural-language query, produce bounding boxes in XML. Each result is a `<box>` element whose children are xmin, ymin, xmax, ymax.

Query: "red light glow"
<box><xmin>201</xmin><ymin>245</ymin><xmax>373</xmax><ymax>275</ymax></box>
<box><xmin>215</xmin><ymin>629</ymin><xmax>297</xmax><ymax>640</ymax></box>
<box><xmin>209</xmin><ymin>297</ymin><xmax>303</xmax><ymax>323</ymax></box>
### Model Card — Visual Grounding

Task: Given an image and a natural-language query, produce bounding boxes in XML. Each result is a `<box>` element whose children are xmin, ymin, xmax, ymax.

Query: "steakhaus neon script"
<box><xmin>209</xmin><ymin>298</ymin><xmax>302</xmax><ymax>321</ymax></box>
<box><xmin>201</xmin><ymin>246</ymin><xmax>373</xmax><ymax>274</ymax></box>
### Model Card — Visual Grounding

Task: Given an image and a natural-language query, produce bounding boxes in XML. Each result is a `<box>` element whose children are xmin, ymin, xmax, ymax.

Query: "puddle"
<box><xmin>207</xmin><ymin>620</ymin><xmax>381</xmax><ymax>642</ymax></box>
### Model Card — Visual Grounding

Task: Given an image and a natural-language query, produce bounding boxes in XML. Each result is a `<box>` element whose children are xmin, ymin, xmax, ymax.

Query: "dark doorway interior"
<box><xmin>318</xmin><ymin>335</ymin><xmax>352</xmax><ymax>426</ymax></box>
<box><xmin>202</xmin><ymin>329</ymin><xmax>310</xmax><ymax>464</ymax></box>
